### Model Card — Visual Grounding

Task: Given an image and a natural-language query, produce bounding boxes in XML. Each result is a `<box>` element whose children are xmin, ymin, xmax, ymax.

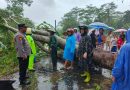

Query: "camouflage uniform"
<box><xmin>78</xmin><ymin>34</ymin><xmax>93</xmax><ymax>72</ymax></box>
<box><xmin>14</xmin><ymin>32</ymin><xmax>31</xmax><ymax>83</ymax></box>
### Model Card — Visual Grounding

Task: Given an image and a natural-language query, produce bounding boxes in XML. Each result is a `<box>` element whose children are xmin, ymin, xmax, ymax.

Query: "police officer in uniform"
<box><xmin>14</xmin><ymin>24</ymin><xmax>31</xmax><ymax>85</ymax></box>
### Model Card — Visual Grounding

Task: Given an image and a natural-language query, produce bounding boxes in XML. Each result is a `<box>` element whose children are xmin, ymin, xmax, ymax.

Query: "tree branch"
<box><xmin>9</xmin><ymin>17</ymin><xmax>19</xmax><ymax>24</ymax></box>
<box><xmin>2</xmin><ymin>18</ymin><xmax>8</xmax><ymax>25</ymax></box>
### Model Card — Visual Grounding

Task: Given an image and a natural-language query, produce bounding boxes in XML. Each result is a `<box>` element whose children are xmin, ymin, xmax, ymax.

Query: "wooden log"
<box><xmin>32</xmin><ymin>30</ymin><xmax>50</xmax><ymax>36</ymax></box>
<box><xmin>0</xmin><ymin>24</ymin><xmax>50</xmax><ymax>36</ymax></box>
<box><xmin>32</xmin><ymin>34</ymin><xmax>66</xmax><ymax>49</ymax></box>
<box><xmin>32</xmin><ymin>34</ymin><xmax>50</xmax><ymax>43</ymax></box>
<box><xmin>35</xmin><ymin>41</ymin><xmax>63</xmax><ymax>59</ymax></box>
<box><xmin>93</xmin><ymin>48</ymin><xmax>117</xmax><ymax>69</ymax></box>
<box><xmin>35</xmin><ymin>41</ymin><xmax>49</xmax><ymax>53</ymax></box>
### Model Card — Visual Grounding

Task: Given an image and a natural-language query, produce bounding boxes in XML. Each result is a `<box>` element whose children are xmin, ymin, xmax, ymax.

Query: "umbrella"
<box><xmin>114</xmin><ymin>29</ymin><xmax>127</xmax><ymax>33</ymax></box>
<box><xmin>89</xmin><ymin>22</ymin><xmax>110</xmax><ymax>30</ymax></box>
<box><xmin>108</xmin><ymin>27</ymin><xmax>115</xmax><ymax>30</ymax></box>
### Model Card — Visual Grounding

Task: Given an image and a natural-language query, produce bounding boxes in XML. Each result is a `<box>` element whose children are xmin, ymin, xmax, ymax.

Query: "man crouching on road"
<box><xmin>14</xmin><ymin>24</ymin><xmax>31</xmax><ymax>85</ymax></box>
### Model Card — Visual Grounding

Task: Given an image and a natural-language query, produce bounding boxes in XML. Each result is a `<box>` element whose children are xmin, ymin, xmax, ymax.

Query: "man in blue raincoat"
<box><xmin>63</xmin><ymin>28</ymin><xmax>76</xmax><ymax>70</ymax></box>
<box><xmin>112</xmin><ymin>29</ymin><xmax>130</xmax><ymax>90</ymax></box>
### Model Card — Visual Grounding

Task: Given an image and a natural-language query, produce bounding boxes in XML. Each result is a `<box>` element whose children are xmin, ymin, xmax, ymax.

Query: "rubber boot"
<box><xmin>84</xmin><ymin>71</ymin><xmax>91</xmax><ymax>83</ymax></box>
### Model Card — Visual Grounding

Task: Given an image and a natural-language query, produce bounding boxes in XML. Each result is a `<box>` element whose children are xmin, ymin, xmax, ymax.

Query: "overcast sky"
<box><xmin>0</xmin><ymin>0</ymin><xmax>130</xmax><ymax>26</ymax></box>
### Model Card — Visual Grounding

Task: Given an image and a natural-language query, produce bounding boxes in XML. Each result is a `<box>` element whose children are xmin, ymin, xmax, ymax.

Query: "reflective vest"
<box><xmin>26</xmin><ymin>35</ymin><xmax>36</xmax><ymax>55</ymax></box>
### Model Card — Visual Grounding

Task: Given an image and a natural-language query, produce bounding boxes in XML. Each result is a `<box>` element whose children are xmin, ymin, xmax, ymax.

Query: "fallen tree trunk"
<box><xmin>35</xmin><ymin>41</ymin><xmax>49</xmax><ymax>53</ymax></box>
<box><xmin>33</xmin><ymin>34</ymin><xmax>50</xmax><ymax>43</ymax></box>
<box><xmin>1</xmin><ymin>23</ymin><xmax>116</xmax><ymax>69</ymax></box>
<box><xmin>35</xmin><ymin>41</ymin><xmax>63</xmax><ymax>59</ymax></box>
<box><xmin>0</xmin><ymin>24</ymin><xmax>50</xmax><ymax>36</ymax></box>
<box><xmin>93</xmin><ymin>48</ymin><xmax>116</xmax><ymax>69</ymax></box>
<box><xmin>32</xmin><ymin>34</ymin><xmax>66</xmax><ymax>49</ymax></box>
<box><xmin>32</xmin><ymin>30</ymin><xmax>50</xmax><ymax>36</ymax></box>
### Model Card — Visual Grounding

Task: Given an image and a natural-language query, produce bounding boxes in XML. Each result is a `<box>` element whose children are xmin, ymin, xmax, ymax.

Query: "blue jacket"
<box><xmin>97</xmin><ymin>34</ymin><xmax>103</xmax><ymax>45</ymax></box>
<box><xmin>112</xmin><ymin>30</ymin><xmax>130</xmax><ymax>90</ymax></box>
<box><xmin>63</xmin><ymin>35</ymin><xmax>76</xmax><ymax>61</ymax></box>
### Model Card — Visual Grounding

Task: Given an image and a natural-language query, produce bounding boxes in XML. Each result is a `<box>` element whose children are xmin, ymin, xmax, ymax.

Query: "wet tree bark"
<box><xmin>35</xmin><ymin>41</ymin><xmax>49</xmax><ymax>53</ymax></box>
<box><xmin>93</xmin><ymin>48</ymin><xmax>116</xmax><ymax>69</ymax></box>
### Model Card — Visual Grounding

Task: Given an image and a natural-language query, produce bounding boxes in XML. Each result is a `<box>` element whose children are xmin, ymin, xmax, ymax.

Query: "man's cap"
<box><xmin>78</xmin><ymin>26</ymin><xmax>88</xmax><ymax>30</ymax></box>
<box><xmin>67</xmin><ymin>28</ymin><xmax>74</xmax><ymax>34</ymax></box>
<box><xmin>74</xmin><ymin>28</ymin><xmax>78</xmax><ymax>30</ymax></box>
<box><xmin>18</xmin><ymin>24</ymin><xmax>27</xmax><ymax>29</ymax></box>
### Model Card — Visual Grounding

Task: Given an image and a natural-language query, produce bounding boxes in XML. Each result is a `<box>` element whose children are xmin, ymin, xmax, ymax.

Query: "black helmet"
<box><xmin>78</xmin><ymin>25</ymin><xmax>88</xmax><ymax>30</ymax></box>
<box><xmin>18</xmin><ymin>24</ymin><xmax>27</xmax><ymax>30</ymax></box>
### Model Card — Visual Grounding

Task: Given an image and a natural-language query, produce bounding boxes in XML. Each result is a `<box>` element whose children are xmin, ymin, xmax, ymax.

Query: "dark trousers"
<box><xmin>51</xmin><ymin>46</ymin><xmax>57</xmax><ymax>70</ymax></box>
<box><xmin>18</xmin><ymin>56</ymin><xmax>29</xmax><ymax>82</ymax></box>
<box><xmin>78</xmin><ymin>57</ymin><xmax>94</xmax><ymax>73</ymax></box>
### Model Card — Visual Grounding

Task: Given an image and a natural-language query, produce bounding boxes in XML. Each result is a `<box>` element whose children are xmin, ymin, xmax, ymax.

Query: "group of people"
<box><xmin>89</xmin><ymin>28</ymin><xmax>126</xmax><ymax>53</ymax></box>
<box><xmin>14</xmin><ymin>23</ymin><xmax>130</xmax><ymax>90</ymax></box>
<box><xmin>63</xmin><ymin>26</ymin><xmax>94</xmax><ymax>83</ymax></box>
<box><xmin>63</xmin><ymin>27</ymin><xmax>126</xmax><ymax>55</ymax></box>
<box><xmin>62</xmin><ymin>26</ymin><xmax>130</xmax><ymax>90</ymax></box>
<box><xmin>101</xmin><ymin>29</ymin><xmax>126</xmax><ymax>53</ymax></box>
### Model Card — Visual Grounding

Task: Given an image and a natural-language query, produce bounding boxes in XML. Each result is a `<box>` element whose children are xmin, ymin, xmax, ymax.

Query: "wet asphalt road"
<box><xmin>5</xmin><ymin>57</ymin><xmax>112</xmax><ymax>90</ymax></box>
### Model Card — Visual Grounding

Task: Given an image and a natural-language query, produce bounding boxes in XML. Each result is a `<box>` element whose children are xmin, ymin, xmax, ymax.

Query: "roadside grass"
<box><xmin>0</xmin><ymin>49</ymin><xmax>18</xmax><ymax>78</ymax></box>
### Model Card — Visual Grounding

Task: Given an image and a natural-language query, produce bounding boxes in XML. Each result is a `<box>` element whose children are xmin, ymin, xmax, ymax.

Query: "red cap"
<box><xmin>67</xmin><ymin>28</ymin><xmax>74</xmax><ymax>34</ymax></box>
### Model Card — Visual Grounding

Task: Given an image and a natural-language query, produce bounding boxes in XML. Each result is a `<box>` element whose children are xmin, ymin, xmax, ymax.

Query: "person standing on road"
<box><xmin>14</xmin><ymin>24</ymin><xmax>31</xmax><ymax>85</ymax></box>
<box><xmin>90</xmin><ymin>30</ymin><xmax>96</xmax><ymax>48</ymax></box>
<box><xmin>74</xmin><ymin>28</ymin><xmax>81</xmax><ymax>43</ymax></box>
<box><xmin>112</xmin><ymin>30</ymin><xmax>130</xmax><ymax>90</ymax></box>
<box><xmin>97</xmin><ymin>28</ymin><xmax>106</xmax><ymax>49</ymax></box>
<box><xmin>78</xmin><ymin>26</ymin><xmax>93</xmax><ymax>83</ymax></box>
<box><xmin>63</xmin><ymin>28</ymin><xmax>76</xmax><ymax>70</ymax></box>
<box><xmin>49</xmin><ymin>29</ymin><xmax>58</xmax><ymax>71</ymax></box>
<box><xmin>26</xmin><ymin>28</ymin><xmax>36</xmax><ymax>71</ymax></box>
<box><xmin>106</xmin><ymin>31</ymin><xmax>113</xmax><ymax>51</ymax></box>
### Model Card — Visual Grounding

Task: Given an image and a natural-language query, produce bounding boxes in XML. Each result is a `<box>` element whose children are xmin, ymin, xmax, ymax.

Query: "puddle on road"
<box><xmin>6</xmin><ymin>57</ymin><xmax>112</xmax><ymax>90</ymax></box>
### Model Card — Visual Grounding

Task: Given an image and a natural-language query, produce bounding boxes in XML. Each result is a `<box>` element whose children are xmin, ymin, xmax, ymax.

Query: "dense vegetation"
<box><xmin>59</xmin><ymin>2</ymin><xmax>130</xmax><ymax>31</ymax></box>
<box><xmin>0</xmin><ymin>0</ymin><xmax>34</xmax><ymax>77</ymax></box>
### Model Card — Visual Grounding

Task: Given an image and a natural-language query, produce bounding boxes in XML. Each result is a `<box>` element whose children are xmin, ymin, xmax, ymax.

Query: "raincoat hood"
<box><xmin>126</xmin><ymin>29</ymin><xmax>130</xmax><ymax>43</ymax></box>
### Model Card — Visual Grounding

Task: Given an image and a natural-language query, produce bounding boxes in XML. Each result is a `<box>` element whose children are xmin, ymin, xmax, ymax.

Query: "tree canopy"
<box><xmin>59</xmin><ymin>2</ymin><xmax>130</xmax><ymax>31</ymax></box>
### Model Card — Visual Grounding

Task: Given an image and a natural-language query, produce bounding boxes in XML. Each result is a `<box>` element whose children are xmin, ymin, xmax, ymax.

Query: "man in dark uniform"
<box><xmin>48</xmin><ymin>29</ymin><xmax>57</xmax><ymax>71</ymax></box>
<box><xmin>14</xmin><ymin>24</ymin><xmax>31</xmax><ymax>85</ymax></box>
<box><xmin>78</xmin><ymin>25</ymin><xmax>93</xmax><ymax>83</ymax></box>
